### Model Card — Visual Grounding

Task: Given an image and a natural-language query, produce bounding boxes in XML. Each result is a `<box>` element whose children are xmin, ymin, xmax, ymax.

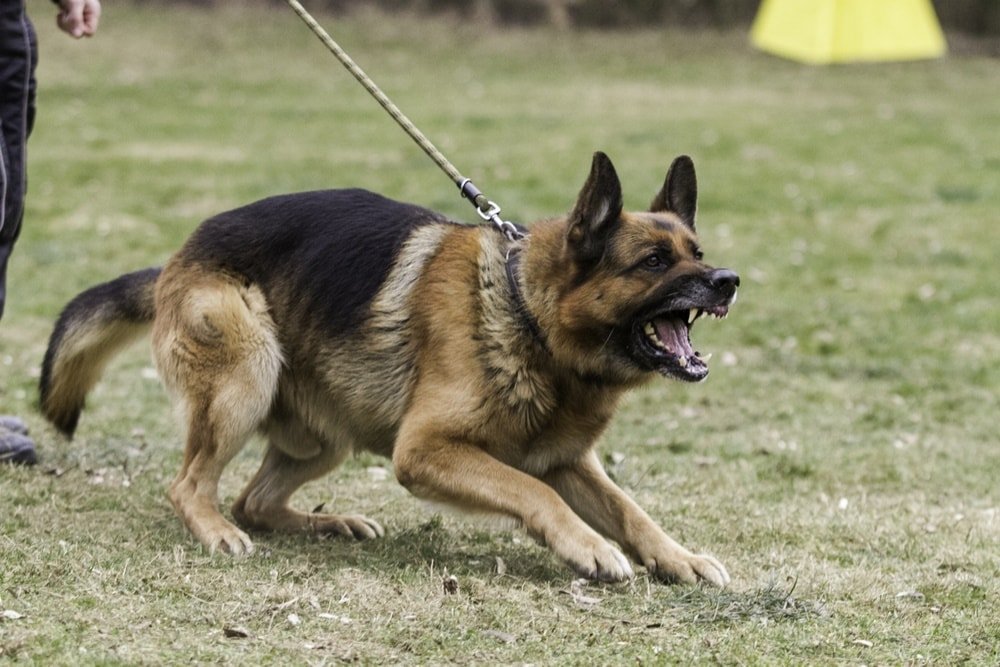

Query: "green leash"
<box><xmin>283</xmin><ymin>0</ymin><xmax>523</xmax><ymax>241</ymax></box>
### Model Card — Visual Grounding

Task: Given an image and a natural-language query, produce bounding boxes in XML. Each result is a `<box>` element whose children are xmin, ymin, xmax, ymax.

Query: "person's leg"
<box><xmin>0</xmin><ymin>0</ymin><xmax>38</xmax><ymax>465</ymax></box>
<box><xmin>0</xmin><ymin>0</ymin><xmax>37</xmax><ymax>316</ymax></box>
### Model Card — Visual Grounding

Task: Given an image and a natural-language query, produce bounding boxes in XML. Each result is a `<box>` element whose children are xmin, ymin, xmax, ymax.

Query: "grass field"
<box><xmin>1</xmin><ymin>3</ymin><xmax>998</xmax><ymax>664</ymax></box>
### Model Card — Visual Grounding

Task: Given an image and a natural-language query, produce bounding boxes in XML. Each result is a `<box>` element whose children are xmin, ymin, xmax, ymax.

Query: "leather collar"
<box><xmin>504</xmin><ymin>248</ymin><xmax>548</xmax><ymax>353</ymax></box>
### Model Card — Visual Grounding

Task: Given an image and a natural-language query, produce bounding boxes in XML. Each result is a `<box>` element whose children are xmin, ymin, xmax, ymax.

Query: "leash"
<box><xmin>283</xmin><ymin>0</ymin><xmax>525</xmax><ymax>242</ymax></box>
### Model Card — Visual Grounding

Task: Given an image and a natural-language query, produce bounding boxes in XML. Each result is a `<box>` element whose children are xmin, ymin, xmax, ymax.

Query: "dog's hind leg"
<box><xmin>154</xmin><ymin>271</ymin><xmax>283</xmax><ymax>555</ymax></box>
<box><xmin>168</xmin><ymin>400</ymin><xmax>261</xmax><ymax>555</ymax></box>
<box><xmin>231</xmin><ymin>420</ymin><xmax>384</xmax><ymax>540</ymax></box>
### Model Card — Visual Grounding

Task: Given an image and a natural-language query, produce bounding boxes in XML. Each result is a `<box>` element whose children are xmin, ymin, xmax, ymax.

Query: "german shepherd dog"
<box><xmin>40</xmin><ymin>153</ymin><xmax>738</xmax><ymax>586</ymax></box>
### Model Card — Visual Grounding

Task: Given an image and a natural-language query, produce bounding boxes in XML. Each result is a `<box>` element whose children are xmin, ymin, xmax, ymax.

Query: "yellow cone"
<box><xmin>751</xmin><ymin>0</ymin><xmax>947</xmax><ymax>64</ymax></box>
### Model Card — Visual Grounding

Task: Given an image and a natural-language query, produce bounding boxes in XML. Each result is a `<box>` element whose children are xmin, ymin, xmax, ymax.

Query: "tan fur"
<box><xmin>151</xmin><ymin>263</ymin><xmax>285</xmax><ymax>554</ymax></box>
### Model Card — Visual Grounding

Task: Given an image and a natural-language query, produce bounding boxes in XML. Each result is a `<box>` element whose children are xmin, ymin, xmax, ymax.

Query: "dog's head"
<box><xmin>541</xmin><ymin>152</ymin><xmax>738</xmax><ymax>384</ymax></box>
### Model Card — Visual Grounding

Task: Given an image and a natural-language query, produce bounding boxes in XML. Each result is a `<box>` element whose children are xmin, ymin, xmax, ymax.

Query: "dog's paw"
<box><xmin>201</xmin><ymin>521</ymin><xmax>255</xmax><ymax>557</ymax></box>
<box><xmin>559</xmin><ymin>533</ymin><xmax>634</xmax><ymax>583</ymax></box>
<box><xmin>646</xmin><ymin>551</ymin><xmax>730</xmax><ymax>588</ymax></box>
<box><xmin>310</xmin><ymin>513</ymin><xmax>385</xmax><ymax>541</ymax></box>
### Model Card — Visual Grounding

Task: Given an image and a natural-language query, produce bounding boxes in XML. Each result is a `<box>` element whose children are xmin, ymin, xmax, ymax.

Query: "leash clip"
<box><xmin>460</xmin><ymin>178</ymin><xmax>525</xmax><ymax>242</ymax></box>
<box><xmin>474</xmin><ymin>200</ymin><xmax>502</xmax><ymax>222</ymax></box>
<box><xmin>494</xmin><ymin>217</ymin><xmax>525</xmax><ymax>243</ymax></box>
<box><xmin>479</xmin><ymin>206</ymin><xmax>524</xmax><ymax>243</ymax></box>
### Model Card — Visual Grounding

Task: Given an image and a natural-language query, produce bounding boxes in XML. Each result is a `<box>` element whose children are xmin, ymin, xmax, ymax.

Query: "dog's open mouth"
<box><xmin>634</xmin><ymin>305</ymin><xmax>729</xmax><ymax>382</ymax></box>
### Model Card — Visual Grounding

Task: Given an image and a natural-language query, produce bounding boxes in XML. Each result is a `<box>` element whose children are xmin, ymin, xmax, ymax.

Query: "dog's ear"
<box><xmin>567</xmin><ymin>151</ymin><xmax>623</xmax><ymax>263</ymax></box>
<box><xmin>650</xmin><ymin>155</ymin><xmax>697</xmax><ymax>231</ymax></box>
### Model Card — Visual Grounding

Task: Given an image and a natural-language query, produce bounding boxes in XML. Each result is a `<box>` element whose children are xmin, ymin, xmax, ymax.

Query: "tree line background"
<box><xmin>139</xmin><ymin>0</ymin><xmax>1000</xmax><ymax>35</ymax></box>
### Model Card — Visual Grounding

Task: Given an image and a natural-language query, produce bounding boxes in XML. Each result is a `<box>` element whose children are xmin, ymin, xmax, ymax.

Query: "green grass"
<box><xmin>2</xmin><ymin>4</ymin><xmax>998</xmax><ymax>664</ymax></box>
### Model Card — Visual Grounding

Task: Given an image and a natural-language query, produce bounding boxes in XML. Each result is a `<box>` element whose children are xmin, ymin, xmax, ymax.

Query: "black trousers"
<box><xmin>0</xmin><ymin>0</ymin><xmax>37</xmax><ymax>322</ymax></box>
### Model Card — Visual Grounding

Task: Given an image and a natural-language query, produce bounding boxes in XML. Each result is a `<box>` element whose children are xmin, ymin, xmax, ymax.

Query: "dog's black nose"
<box><xmin>709</xmin><ymin>268</ymin><xmax>740</xmax><ymax>290</ymax></box>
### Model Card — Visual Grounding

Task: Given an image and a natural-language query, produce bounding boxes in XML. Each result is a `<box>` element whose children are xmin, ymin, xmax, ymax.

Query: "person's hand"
<box><xmin>56</xmin><ymin>0</ymin><xmax>101</xmax><ymax>39</ymax></box>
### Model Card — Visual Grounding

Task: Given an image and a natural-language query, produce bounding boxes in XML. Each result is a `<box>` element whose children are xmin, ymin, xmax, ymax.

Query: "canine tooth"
<box><xmin>700</xmin><ymin>352</ymin><xmax>713</xmax><ymax>362</ymax></box>
<box><xmin>644</xmin><ymin>322</ymin><xmax>655</xmax><ymax>336</ymax></box>
<box><xmin>677</xmin><ymin>356</ymin><xmax>688</xmax><ymax>368</ymax></box>
<box><xmin>688</xmin><ymin>309</ymin><xmax>697</xmax><ymax>325</ymax></box>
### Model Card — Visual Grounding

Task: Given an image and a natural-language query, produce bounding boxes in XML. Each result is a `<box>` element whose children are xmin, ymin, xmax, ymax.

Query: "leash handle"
<box><xmin>283</xmin><ymin>0</ymin><xmax>523</xmax><ymax>241</ymax></box>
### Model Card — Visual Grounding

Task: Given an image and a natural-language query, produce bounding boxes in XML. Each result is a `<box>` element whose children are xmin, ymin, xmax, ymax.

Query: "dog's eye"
<box><xmin>693</xmin><ymin>249</ymin><xmax>704</xmax><ymax>261</ymax></box>
<box><xmin>643</xmin><ymin>253</ymin><xmax>665</xmax><ymax>269</ymax></box>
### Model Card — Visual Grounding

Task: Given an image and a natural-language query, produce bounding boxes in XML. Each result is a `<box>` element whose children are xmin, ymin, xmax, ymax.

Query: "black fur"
<box><xmin>180</xmin><ymin>189</ymin><xmax>455</xmax><ymax>336</ymax></box>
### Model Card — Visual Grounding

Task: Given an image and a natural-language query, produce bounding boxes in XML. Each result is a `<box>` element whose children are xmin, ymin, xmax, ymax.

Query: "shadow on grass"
<box><xmin>244</xmin><ymin>514</ymin><xmax>568</xmax><ymax>584</ymax></box>
<box><xmin>245</xmin><ymin>518</ymin><xmax>830</xmax><ymax>625</ymax></box>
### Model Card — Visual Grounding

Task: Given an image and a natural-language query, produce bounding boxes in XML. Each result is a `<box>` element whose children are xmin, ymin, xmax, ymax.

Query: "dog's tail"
<box><xmin>40</xmin><ymin>267</ymin><xmax>161</xmax><ymax>437</ymax></box>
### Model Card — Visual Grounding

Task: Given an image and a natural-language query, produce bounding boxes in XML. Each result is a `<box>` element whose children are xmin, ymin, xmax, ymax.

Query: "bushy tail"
<box><xmin>40</xmin><ymin>267</ymin><xmax>161</xmax><ymax>437</ymax></box>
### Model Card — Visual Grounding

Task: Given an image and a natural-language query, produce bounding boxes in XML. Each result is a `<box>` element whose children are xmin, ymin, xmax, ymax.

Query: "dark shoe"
<box><xmin>0</xmin><ymin>431</ymin><xmax>37</xmax><ymax>466</ymax></box>
<box><xmin>0</xmin><ymin>415</ymin><xmax>29</xmax><ymax>435</ymax></box>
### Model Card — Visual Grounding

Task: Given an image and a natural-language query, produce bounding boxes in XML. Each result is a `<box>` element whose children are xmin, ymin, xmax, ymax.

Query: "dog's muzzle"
<box><xmin>631</xmin><ymin>268</ymin><xmax>739</xmax><ymax>382</ymax></box>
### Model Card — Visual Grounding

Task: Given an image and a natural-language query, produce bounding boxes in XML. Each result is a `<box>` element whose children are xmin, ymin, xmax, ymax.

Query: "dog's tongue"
<box><xmin>654</xmin><ymin>315</ymin><xmax>694</xmax><ymax>358</ymax></box>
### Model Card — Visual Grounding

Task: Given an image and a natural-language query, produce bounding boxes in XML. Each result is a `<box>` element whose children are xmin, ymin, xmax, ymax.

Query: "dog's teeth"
<box><xmin>688</xmin><ymin>309</ymin><xmax>698</xmax><ymax>325</ymax></box>
<box><xmin>644</xmin><ymin>322</ymin><xmax>666</xmax><ymax>350</ymax></box>
<box><xmin>700</xmin><ymin>352</ymin><xmax>713</xmax><ymax>362</ymax></box>
<box><xmin>677</xmin><ymin>356</ymin><xmax>688</xmax><ymax>368</ymax></box>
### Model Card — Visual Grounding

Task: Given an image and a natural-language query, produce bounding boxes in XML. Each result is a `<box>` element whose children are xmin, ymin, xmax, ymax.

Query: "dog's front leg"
<box><xmin>542</xmin><ymin>451</ymin><xmax>730</xmax><ymax>587</ymax></box>
<box><xmin>393</xmin><ymin>426</ymin><xmax>633</xmax><ymax>582</ymax></box>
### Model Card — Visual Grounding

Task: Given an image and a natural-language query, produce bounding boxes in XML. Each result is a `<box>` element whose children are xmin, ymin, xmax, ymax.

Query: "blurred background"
<box><xmin>135</xmin><ymin>0</ymin><xmax>1000</xmax><ymax>43</ymax></box>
